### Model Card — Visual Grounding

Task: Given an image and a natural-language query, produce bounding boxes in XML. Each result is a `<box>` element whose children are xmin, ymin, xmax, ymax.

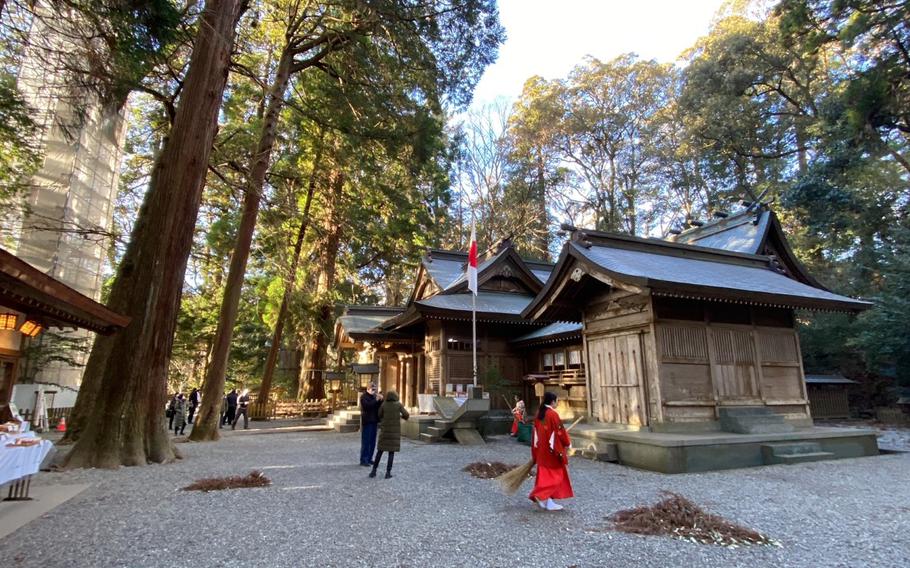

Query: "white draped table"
<box><xmin>0</xmin><ymin>432</ymin><xmax>53</xmax><ymax>497</ymax></box>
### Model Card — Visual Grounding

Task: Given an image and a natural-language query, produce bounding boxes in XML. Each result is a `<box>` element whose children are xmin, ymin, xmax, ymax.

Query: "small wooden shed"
<box><xmin>523</xmin><ymin>209</ymin><xmax>871</xmax><ymax>432</ymax></box>
<box><xmin>805</xmin><ymin>374</ymin><xmax>856</xmax><ymax>419</ymax></box>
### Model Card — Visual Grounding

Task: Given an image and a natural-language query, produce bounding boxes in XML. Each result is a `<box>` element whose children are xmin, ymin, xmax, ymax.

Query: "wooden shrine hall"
<box><xmin>334</xmin><ymin>206</ymin><xmax>881</xmax><ymax>472</ymax></box>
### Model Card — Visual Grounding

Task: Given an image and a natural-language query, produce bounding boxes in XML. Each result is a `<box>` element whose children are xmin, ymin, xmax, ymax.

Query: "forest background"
<box><xmin>0</xmin><ymin>0</ymin><xmax>907</xmax><ymax>461</ymax></box>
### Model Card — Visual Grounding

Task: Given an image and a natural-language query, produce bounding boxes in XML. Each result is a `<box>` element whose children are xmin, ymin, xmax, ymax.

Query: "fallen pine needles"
<box><xmin>182</xmin><ymin>471</ymin><xmax>271</xmax><ymax>492</ymax></box>
<box><xmin>607</xmin><ymin>491</ymin><xmax>780</xmax><ymax>548</ymax></box>
<box><xmin>463</xmin><ymin>461</ymin><xmax>517</xmax><ymax>479</ymax></box>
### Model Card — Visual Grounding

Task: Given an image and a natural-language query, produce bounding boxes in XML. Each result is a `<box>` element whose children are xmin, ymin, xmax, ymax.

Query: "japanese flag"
<box><xmin>467</xmin><ymin>223</ymin><xmax>478</xmax><ymax>295</ymax></box>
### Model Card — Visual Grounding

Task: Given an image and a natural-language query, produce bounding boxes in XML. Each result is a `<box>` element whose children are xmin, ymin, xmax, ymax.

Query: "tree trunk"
<box><xmin>258</xmin><ymin>147</ymin><xmax>322</xmax><ymax>401</ymax></box>
<box><xmin>533</xmin><ymin>150</ymin><xmax>549</xmax><ymax>258</ymax></box>
<box><xmin>62</xmin><ymin>0</ymin><xmax>245</xmax><ymax>468</ymax></box>
<box><xmin>189</xmin><ymin>44</ymin><xmax>294</xmax><ymax>442</ymax></box>
<box><xmin>299</xmin><ymin>167</ymin><xmax>345</xmax><ymax>400</ymax></box>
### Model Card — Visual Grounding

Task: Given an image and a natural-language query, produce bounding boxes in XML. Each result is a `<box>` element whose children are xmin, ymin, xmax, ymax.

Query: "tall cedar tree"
<box><xmin>190</xmin><ymin>0</ymin><xmax>503</xmax><ymax>440</ymax></box>
<box><xmin>63</xmin><ymin>0</ymin><xmax>247</xmax><ymax>468</ymax></box>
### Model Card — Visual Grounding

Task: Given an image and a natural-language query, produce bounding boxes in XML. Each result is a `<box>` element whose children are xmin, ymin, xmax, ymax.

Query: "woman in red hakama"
<box><xmin>510</xmin><ymin>400</ymin><xmax>525</xmax><ymax>436</ymax></box>
<box><xmin>529</xmin><ymin>391</ymin><xmax>573</xmax><ymax>511</ymax></box>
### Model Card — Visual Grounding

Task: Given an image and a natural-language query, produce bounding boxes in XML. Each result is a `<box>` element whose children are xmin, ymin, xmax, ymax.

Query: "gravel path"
<box><xmin>1</xmin><ymin>431</ymin><xmax>908</xmax><ymax>567</ymax></box>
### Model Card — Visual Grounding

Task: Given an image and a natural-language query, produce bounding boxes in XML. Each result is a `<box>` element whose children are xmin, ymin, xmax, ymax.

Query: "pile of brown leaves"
<box><xmin>463</xmin><ymin>461</ymin><xmax>517</xmax><ymax>479</ymax></box>
<box><xmin>608</xmin><ymin>491</ymin><xmax>779</xmax><ymax>548</ymax></box>
<box><xmin>182</xmin><ymin>471</ymin><xmax>271</xmax><ymax>492</ymax></box>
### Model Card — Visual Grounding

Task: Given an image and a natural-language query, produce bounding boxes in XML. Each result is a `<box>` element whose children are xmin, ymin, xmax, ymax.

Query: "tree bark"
<box><xmin>62</xmin><ymin>0</ymin><xmax>246</xmax><ymax>468</ymax></box>
<box><xmin>257</xmin><ymin>143</ymin><xmax>322</xmax><ymax>401</ymax></box>
<box><xmin>533</xmin><ymin>150</ymin><xmax>549</xmax><ymax>257</ymax></box>
<box><xmin>298</xmin><ymin>167</ymin><xmax>344</xmax><ymax>400</ymax></box>
<box><xmin>189</xmin><ymin>44</ymin><xmax>294</xmax><ymax>442</ymax></box>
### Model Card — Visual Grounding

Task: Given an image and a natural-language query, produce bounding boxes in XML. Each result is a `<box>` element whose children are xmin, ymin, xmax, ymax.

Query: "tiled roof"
<box><xmin>804</xmin><ymin>374</ymin><xmax>857</xmax><ymax>385</ymax></box>
<box><xmin>443</xmin><ymin>247</ymin><xmax>508</xmax><ymax>291</ymax></box>
<box><xmin>337</xmin><ymin>306</ymin><xmax>404</xmax><ymax>336</ymax></box>
<box><xmin>672</xmin><ymin>209</ymin><xmax>770</xmax><ymax>254</ymax></box>
<box><xmin>423</xmin><ymin>251</ymin><xmax>466</xmax><ymax>289</ymax></box>
<box><xmin>571</xmin><ymin>241</ymin><xmax>870</xmax><ymax>310</ymax></box>
<box><xmin>416</xmin><ymin>292</ymin><xmax>533</xmax><ymax>315</ymax></box>
<box><xmin>513</xmin><ymin>321</ymin><xmax>582</xmax><ymax>343</ymax></box>
<box><xmin>531</xmin><ymin>268</ymin><xmax>553</xmax><ymax>283</ymax></box>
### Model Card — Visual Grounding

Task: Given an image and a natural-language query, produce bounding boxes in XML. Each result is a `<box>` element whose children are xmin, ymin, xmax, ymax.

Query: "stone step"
<box><xmin>568</xmin><ymin>441</ymin><xmax>618</xmax><ymax>463</ymax></box>
<box><xmin>773</xmin><ymin>452</ymin><xmax>835</xmax><ymax>464</ymax></box>
<box><xmin>718</xmin><ymin>406</ymin><xmax>776</xmax><ymax>417</ymax></box>
<box><xmin>434</xmin><ymin>419</ymin><xmax>454</xmax><ymax>429</ymax></box>
<box><xmin>452</xmin><ymin>428</ymin><xmax>485</xmax><ymax>445</ymax></box>
<box><xmin>333</xmin><ymin>423</ymin><xmax>358</xmax><ymax>433</ymax></box>
<box><xmin>720</xmin><ymin>408</ymin><xmax>795</xmax><ymax>434</ymax></box>
<box><xmin>764</xmin><ymin>441</ymin><xmax>823</xmax><ymax>455</ymax></box>
<box><xmin>426</xmin><ymin>426</ymin><xmax>449</xmax><ymax>437</ymax></box>
<box><xmin>419</xmin><ymin>433</ymin><xmax>438</xmax><ymax>443</ymax></box>
<box><xmin>761</xmin><ymin>442</ymin><xmax>834</xmax><ymax>465</ymax></box>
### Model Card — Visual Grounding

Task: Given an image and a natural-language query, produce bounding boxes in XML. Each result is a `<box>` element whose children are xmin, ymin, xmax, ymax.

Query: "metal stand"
<box><xmin>4</xmin><ymin>475</ymin><xmax>34</xmax><ymax>501</ymax></box>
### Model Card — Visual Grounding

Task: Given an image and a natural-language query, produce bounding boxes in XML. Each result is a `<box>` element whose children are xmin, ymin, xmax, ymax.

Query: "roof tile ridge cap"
<box><xmin>675</xmin><ymin>208</ymin><xmax>757</xmax><ymax>239</ymax></box>
<box><xmin>426</xmin><ymin>248</ymin><xmax>468</xmax><ymax>259</ymax></box>
<box><xmin>576</xmin><ymin>230</ymin><xmax>771</xmax><ymax>263</ymax></box>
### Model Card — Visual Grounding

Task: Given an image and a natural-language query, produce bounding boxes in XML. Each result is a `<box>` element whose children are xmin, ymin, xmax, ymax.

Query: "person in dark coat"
<box><xmin>359</xmin><ymin>383</ymin><xmax>383</xmax><ymax>466</ymax></box>
<box><xmin>370</xmin><ymin>390</ymin><xmax>409</xmax><ymax>479</ymax></box>
<box><xmin>188</xmin><ymin>388</ymin><xmax>200</xmax><ymax>424</ymax></box>
<box><xmin>223</xmin><ymin>389</ymin><xmax>238</xmax><ymax>427</ymax></box>
<box><xmin>167</xmin><ymin>393</ymin><xmax>177</xmax><ymax>430</ymax></box>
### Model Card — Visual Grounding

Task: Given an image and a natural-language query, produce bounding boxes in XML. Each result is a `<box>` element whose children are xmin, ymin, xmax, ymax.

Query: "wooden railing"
<box><xmin>19</xmin><ymin>407</ymin><xmax>72</xmax><ymax>427</ymax></box>
<box><xmin>249</xmin><ymin>399</ymin><xmax>331</xmax><ymax>420</ymax></box>
<box><xmin>532</xmin><ymin>368</ymin><xmax>586</xmax><ymax>384</ymax></box>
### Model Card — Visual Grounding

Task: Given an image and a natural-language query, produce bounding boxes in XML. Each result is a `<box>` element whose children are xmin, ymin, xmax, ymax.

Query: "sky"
<box><xmin>470</xmin><ymin>0</ymin><xmax>728</xmax><ymax>108</ymax></box>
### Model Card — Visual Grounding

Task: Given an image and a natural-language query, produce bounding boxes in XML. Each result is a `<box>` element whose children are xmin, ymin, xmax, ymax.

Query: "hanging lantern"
<box><xmin>19</xmin><ymin>319</ymin><xmax>44</xmax><ymax>337</ymax></box>
<box><xmin>0</xmin><ymin>312</ymin><xmax>18</xmax><ymax>330</ymax></box>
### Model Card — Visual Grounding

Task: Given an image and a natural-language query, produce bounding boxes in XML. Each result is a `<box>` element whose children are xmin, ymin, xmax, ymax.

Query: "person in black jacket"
<box><xmin>359</xmin><ymin>383</ymin><xmax>383</xmax><ymax>466</ymax></box>
<box><xmin>188</xmin><ymin>388</ymin><xmax>200</xmax><ymax>424</ymax></box>
<box><xmin>223</xmin><ymin>389</ymin><xmax>238</xmax><ymax>427</ymax></box>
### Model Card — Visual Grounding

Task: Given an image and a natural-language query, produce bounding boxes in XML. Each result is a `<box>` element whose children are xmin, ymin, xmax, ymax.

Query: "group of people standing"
<box><xmin>167</xmin><ymin>388</ymin><xmax>201</xmax><ymax>436</ymax></box>
<box><xmin>166</xmin><ymin>387</ymin><xmax>254</xmax><ymax>435</ymax></box>
<box><xmin>220</xmin><ymin>388</ymin><xmax>252</xmax><ymax>430</ymax></box>
<box><xmin>358</xmin><ymin>382</ymin><xmax>409</xmax><ymax>479</ymax></box>
<box><xmin>356</xmin><ymin>384</ymin><xmax>574</xmax><ymax>511</ymax></box>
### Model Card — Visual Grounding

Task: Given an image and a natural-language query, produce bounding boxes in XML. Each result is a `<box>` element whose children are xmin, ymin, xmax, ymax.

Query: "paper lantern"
<box><xmin>0</xmin><ymin>312</ymin><xmax>17</xmax><ymax>330</ymax></box>
<box><xmin>19</xmin><ymin>319</ymin><xmax>44</xmax><ymax>337</ymax></box>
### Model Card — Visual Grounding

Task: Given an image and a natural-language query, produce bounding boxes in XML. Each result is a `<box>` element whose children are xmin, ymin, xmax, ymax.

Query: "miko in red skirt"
<box><xmin>529</xmin><ymin>391</ymin><xmax>574</xmax><ymax>511</ymax></box>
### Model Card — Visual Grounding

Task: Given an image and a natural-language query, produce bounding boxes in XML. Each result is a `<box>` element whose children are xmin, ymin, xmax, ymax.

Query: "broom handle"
<box><xmin>565</xmin><ymin>416</ymin><xmax>584</xmax><ymax>432</ymax></box>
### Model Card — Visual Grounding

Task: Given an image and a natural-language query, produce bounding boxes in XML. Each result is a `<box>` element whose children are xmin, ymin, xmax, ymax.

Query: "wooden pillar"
<box><xmin>406</xmin><ymin>356</ymin><xmax>416</xmax><ymax>408</ymax></box>
<box><xmin>377</xmin><ymin>354</ymin><xmax>387</xmax><ymax>393</ymax></box>
<box><xmin>417</xmin><ymin>353</ymin><xmax>426</xmax><ymax>395</ymax></box>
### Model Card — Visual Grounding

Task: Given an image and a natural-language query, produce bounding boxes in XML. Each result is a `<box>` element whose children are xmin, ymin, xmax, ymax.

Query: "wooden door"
<box><xmin>709</xmin><ymin>326</ymin><xmax>760</xmax><ymax>401</ymax></box>
<box><xmin>587</xmin><ymin>332</ymin><xmax>648</xmax><ymax>426</ymax></box>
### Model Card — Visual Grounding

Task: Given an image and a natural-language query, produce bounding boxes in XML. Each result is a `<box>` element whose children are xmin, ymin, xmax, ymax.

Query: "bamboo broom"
<box><xmin>496</xmin><ymin>415</ymin><xmax>584</xmax><ymax>495</ymax></box>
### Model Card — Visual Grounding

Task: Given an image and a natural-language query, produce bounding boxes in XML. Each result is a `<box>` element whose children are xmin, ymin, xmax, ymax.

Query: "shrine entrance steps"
<box><xmin>327</xmin><ymin>409</ymin><xmax>360</xmax><ymax>433</ymax></box>
<box><xmin>719</xmin><ymin>407</ymin><xmax>796</xmax><ymax>434</ymax></box>
<box><xmin>418</xmin><ymin>396</ymin><xmax>491</xmax><ymax>444</ymax></box>
<box><xmin>761</xmin><ymin>442</ymin><xmax>834</xmax><ymax>465</ymax></box>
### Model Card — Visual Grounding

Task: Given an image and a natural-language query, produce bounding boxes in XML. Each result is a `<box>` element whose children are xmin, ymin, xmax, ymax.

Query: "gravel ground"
<box><xmin>1</xmin><ymin>431</ymin><xmax>908</xmax><ymax>568</ymax></box>
<box><xmin>817</xmin><ymin>420</ymin><xmax>910</xmax><ymax>452</ymax></box>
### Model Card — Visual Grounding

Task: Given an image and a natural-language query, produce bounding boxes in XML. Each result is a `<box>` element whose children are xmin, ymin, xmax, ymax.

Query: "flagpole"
<box><xmin>467</xmin><ymin>221</ymin><xmax>478</xmax><ymax>388</ymax></box>
<box><xmin>472</xmin><ymin>292</ymin><xmax>477</xmax><ymax>387</ymax></box>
